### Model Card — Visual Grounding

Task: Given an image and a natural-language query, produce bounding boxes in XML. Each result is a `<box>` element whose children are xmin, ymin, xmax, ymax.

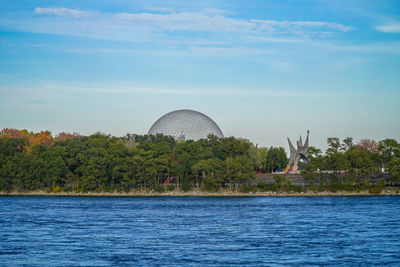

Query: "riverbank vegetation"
<box><xmin>0</xmin><ymin>128</ymin><xmax>399</xmax><ymax>194</ymax></box>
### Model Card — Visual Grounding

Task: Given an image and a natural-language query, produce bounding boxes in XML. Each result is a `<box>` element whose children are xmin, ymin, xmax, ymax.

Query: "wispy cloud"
<box><xmin>326</xmin><ymin>41</ymin><xmax>400</xmax><ymax>54</ymax></box>
<box><xmin>34</xmin><ymin>7</ymin><xmax>88</xmax><ymax>18</ymax></box>
<box><xmin>0</xmin><ymin>83</ymin><xmax>308</xmax><ymax>98</ymax></box>
<box><xmin>252</xmin><ymin>20</ymin><xmax>354</xmax><ymax>33</ymax></box>
<box><xmin>0</xmin><ymin>7</ymin><xmax>354</xmax><ymax>42</ymax></box>
<box><xmin>375</xmin><ymin>22</ymin><xmax>400</xmax><ymax>33</ymax></box>
<box><xmin>62</xmin><ymin>84</ymin><xmax>307</xmax><ymax>97</ymax></box>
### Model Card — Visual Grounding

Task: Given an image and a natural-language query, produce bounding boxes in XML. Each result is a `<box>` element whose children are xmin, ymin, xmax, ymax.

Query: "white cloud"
<box><xmin>0</xmin><ymin>7</ymin><xmax>354</xmax><ymax>41</ymax></box>
<box><xmin>35</xmin><ymin>7</ymin><xmax>88</xmax><ymax>18</ymax></box>
<box><xmin>327</xmin><ymin>42</ymin><xmax>400</xmax><ymax>54</ymax></box>
<box><xmin>3</xmin><ymin>83</ymin><xmax>305</xmax><ymax>97</ymax></box>
<box><xmin>114</xmin><ymin>12</ymin><xmax>254</xmax><ymax>33</ymax></box>
<box><xmin>144</xmin><ymin>7</ymin><xmax>176</xmax><ymax>13</ymax></box>
<box><xmin>252</xmin><ymin>20</ymin><xmax>354</xmax><ymax>32</ymax></box>
<box><xmin>375</xmin><ymin>22</ymin><xmax>400</xmax><ymax>33</ymax></box>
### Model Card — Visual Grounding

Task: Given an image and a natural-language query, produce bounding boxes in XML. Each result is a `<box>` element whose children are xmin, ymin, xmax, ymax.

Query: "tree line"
<box><xmin>302</xmin><ymin>137</ymin><xmax>400</xmax><ymax>191</ymax></box>
<box><xmin>0</xmin><ymin>128</ymin><xmax>399</xmax><ymax>193</ymax></box>
<box><xmin>0</xmin><ymin>129</ymin><xmax>287</xmax><ymax>192</ymax></box>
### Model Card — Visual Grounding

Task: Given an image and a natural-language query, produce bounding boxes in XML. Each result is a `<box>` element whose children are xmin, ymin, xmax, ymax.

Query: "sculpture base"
<box><xmin>292</xmin><ymin>165</ymin><xmax>298</xmax><ymax>174</ymax></box>
<box><xmin>284</xmin><ymin>164</ymin><xmax>298</xmax><ymax>174</ymax></box>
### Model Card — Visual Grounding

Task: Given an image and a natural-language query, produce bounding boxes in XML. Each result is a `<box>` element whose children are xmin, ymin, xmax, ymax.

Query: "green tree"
<box><xmin>232</xmin><ymin>156</ymin><xmax>255</xmax><ymax>188</ymax></box>
<box><xmin>341</xmin><ymin>137</ymin><xmax>354</xmax><ymax>152</ymax></box>
<box><xmin>326</xmin><ymin>152</ymin><xmax>350</xmax><ymax>173</ymax></box>
<box><xmin>346</xmin><ymin>149</ymin><xmax>377</xmax><ymax>177</ymax></box>
<box><xmin>387</xmin><ymin>157</ymin><xmax>400</xmax><ymax>185</ymax></box>
<box><xmin>266</xmin><ymin>147</ymin><xmax>288</xmax><ymax>173</ymax></box>
<box><xmin>193</xmin><ymin>158</ymin><xmax>224</xmax><ymax>191</ymax></box>
<box><xmin>378</xmin><ymin>139</ymin><xmax>400</xmax><ymax>171</ymax></box>
<box><xmin>256</xmin><ymin>147</ymin><xmax>268</xmax><ymax>172</ymax></box>
<box><xmin>326</xmin><ymin>137</ymin><xmax>340</xmax><ymax>155</ymax></box>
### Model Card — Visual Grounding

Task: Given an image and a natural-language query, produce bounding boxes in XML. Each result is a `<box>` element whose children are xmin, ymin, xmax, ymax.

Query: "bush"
<box><xmin>317</xmin><ymin>183</ymin><xmax>325</xmax><ymax>192</ymax></box>
<box><xmin>52</xmin><ymin>186</ymin><xmax>62</xmax><ymax>193</ymax></box>
<box><xmin>309</xmin><ymin>183</ymin><xmax>317</xmax><ymax>192</ymax></box>
<box><xmin>369</xmin><ymin>186</ymin><xmax>383</xmax><ymax>194</ymax></box>
<box><xmin>166</xmin><ymin>185</ymin><xmax>175</xmax><ymax>191</ymax></box>
<box><xmin>62</xmin><ymin>186</ymin><xmax>72</xmax><ymax>192</ymax></box>
<box><xmin>257</xmin><ymin>181</ymin><xmax>267</xmax><ymax>190</ymax></box>
<box><xmin>274</xmin><ymin>175</ymin><xmax>286</xmax><ymax>189</ymax></box>
<box><xmin>181</xmin><ymin>181</ymin><xmax>192</xmax><ymax>192</ymax></box>
<box><xmin>290</xmin><ymin>185</ymin><xmax>304</xmax><ymax>193</ymax></box>
<box><xmin>328</xmin><ymin>184</ymin><xmax>340</xmax><ymax>193</ymax></box>
<box><xmin>369</xmin><ymin>179</ymin><xmax>385</xmax><ymax>194</ymax></box>
<box><xmin>257</xmin><ymin>181</ymin><xmax>277</xmax><ymax>191</ymax></box>
<box><xmin>202</xmin><ymin>182</ymin><xmax>219</xmax><ymax>192</ymax></box>
<box><xmin>154</xmin><ymin>184</ymin><xmax>165</xmax><ymax>193</ymax></box>
<box><xmin>94</xmin><ymin>187</ymin><xmax>102</xmax><ymax>193</ymax></box>
<box><xmin>357</xmin><ymin>179</ymin><xmax>370</xmax><ymax>191</ymax></box>
<box><xmin>103</xmin><ymin>186</ymin><xmax>112</xmax><ymax>193</ymax></box>
<box><xmin>73</xmin><ymin>185</ymin><xmax>83</xmax><ymax>193</ymax></box>
<box><xmin>376</xmin><ymin>179</ymin><xmax>386</xmax><ymax>188</ymax></box>
<box><xmin>241</xmin><ymin>184</ymin><xmax>254</xmax><ymax>193</ymax></box>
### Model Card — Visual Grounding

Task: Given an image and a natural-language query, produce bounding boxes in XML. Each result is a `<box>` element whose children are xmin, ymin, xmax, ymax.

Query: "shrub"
<box><xmin>154</xmin><ymin>184</ymin><xmax>165</xmax><ymax>193</ymax></box>
<box><xmin>274</xmin><ymin>175</ymin><xmax>286</xmax><ymax>189</ymax></box>
<box><xmin>257</xmin><ymin>181</ymin><xmax>277</xmax><ymax>191</ymax></box>
<box><xmin>357</xmin><ymin>179</ymin><xmax>370</xmax><ymax>191</ymax></box>
<box><xmin>309</xmin><ymin>183</ymin><xmax>317</xmax><ymax>192</ymax></box>
<box><xmin>181</xmin><ymin>182</ymin><xmax>192</xmax><ymax>192</ymax></box>
<box><xmin>241</xmin><ymin>184</ymin><xmax>254</xmax><ymax>193</ymax></box>
<box><xmin>52</xmin><ymin>186</ymin><xmax>62</xmax><ymax>193</ymax></box>
<box><xmin>73</xmin><ymin>185</ymin><xmax>83</xmax><ymax>193</ymax></box>
<box><xmin>103</xmin><ymin>186</ymin><xmax>112</xmax><ymax>193</ymax></box>
<box><xmin>317</xmin><ymin>183</ymin><xmax>325</xmax><ymax>192</ymax></box>
<box><xmin>369</xmin><ymin>179</ymin><xmax>385</xmax><ymax>194</ymax></box>
<box><xmin>62</xmin><ymin>186</ymin><xmax>72</xmax><ymax>192</ymax></box>
<box><xmin>166</xmin><ymin>185</ymin><xmax>175</xmax><ymax>191</ymax></box>
<box><xmin>94</xmin><ymin>187</ymin><xmax>102</xmax><ymax>193</ymax></box>
<box><xmin>257</xmin><ymin>181</ymin><xmax>267</xmax><ymax>190</ymax></box>
<box><xmin>202</xmin><ymin>182</ymin><xmax>219</xmax><ymax>192</ymax></box>
<box><xmin>291</xmin><ymin>185</ymin><xmax>304</xmax><ymax>193</ymax></box>
<box><xmin>369</xmin><ymin>186</ymin><xmax>383</xmax><ymax>194</ymax></box>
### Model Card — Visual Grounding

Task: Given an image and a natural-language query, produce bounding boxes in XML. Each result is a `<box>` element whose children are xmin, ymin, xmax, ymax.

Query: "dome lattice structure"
<box><xmin>148</xmin><ymin>109</ymin><xmax>224</xmax><ymax>141</ymax></box>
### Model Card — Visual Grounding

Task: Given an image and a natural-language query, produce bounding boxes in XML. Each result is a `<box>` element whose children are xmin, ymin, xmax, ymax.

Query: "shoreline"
<box><xmin>1</xmin><ymin>188</ymin><xmax>399</xmax><ymax>197</ymax></box>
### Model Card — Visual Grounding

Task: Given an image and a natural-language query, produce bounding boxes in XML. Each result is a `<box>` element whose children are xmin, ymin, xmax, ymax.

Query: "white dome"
<box><xmin>148</xmin><ymin>109</ymin><xmax>223</xmax><ymax>141</ymax></box>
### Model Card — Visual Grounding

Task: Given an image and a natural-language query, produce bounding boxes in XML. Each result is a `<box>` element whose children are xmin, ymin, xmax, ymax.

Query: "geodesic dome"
<box><xmin>148</xmin><ymin>109</ymin><xmax>224</xmax><ymax>141</ymax></box>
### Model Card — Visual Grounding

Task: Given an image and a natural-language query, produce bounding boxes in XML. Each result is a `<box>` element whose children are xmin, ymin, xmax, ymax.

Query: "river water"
<box><xmin>1</xmin><ymin>196</ymin><xmax>399</xmax><ymax>266</ymax></box>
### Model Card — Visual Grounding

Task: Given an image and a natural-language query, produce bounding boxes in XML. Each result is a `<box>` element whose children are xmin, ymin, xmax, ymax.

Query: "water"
<box><xmin>1</xmin><ymin>196</ymin><xmax>399</xmax><ymax>266</ymax></box>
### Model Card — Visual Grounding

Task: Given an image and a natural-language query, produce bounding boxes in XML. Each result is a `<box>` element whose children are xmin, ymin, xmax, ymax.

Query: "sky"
<box><xmin>0</xmin><ymin>0</ymin><xmax>399</xmax><ymax>150</ymax></box>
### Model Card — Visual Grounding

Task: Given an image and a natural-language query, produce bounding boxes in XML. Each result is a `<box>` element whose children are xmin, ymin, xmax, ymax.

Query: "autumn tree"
<box><xmin>357</xmin><ymin>138</ymin><xmax>378</xmax><ymax>153</ymax></box>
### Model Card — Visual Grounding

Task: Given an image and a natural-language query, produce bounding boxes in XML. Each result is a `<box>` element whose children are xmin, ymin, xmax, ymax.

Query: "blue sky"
<box><xmin>0</xmin><ymin>0</ymin><xmax>399</xmax><ymax>150</ymax></box>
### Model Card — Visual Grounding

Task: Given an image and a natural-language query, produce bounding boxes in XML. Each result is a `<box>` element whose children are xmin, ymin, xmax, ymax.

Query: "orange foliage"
<box><xmin>54</xmin><ymin>132</ymin><xmax>83</xmax><ymax>141</ymax></box>
<box><xmin>0</xmin><ymin>128</ymin><xmax>27</xmax><ymax>139</ymax></box>
<box><xmin>1</xmin><ymin>128</ymin><xmax>84</xmax><ymax>152</ymax></box>
<box><xmin>1</xmin><ymin>128</ymin><xmax>54</xmax><ymax>152</ymax></box>
<box><xmin>31</xmin><ymin>131</ymin><xmax>53</xmax><ymax>146</ymax></box>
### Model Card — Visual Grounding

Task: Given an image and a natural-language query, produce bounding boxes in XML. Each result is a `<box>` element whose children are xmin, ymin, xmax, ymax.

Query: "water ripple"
<box><xmin>0</xmin><ymin>196</ymin><xmax>399</xmax><ymax>266</ymax></box>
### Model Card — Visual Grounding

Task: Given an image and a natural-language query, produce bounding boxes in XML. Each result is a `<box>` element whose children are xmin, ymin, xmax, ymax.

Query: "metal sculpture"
<box><xmin>284</xmin><ymin>130</ymin><xmax>310</xmax><ymax>174</ymax></box>
<box><xmin>148</xmin><ymin>109</ymin><xmax>224</xmax><ymax>141</ymax></box>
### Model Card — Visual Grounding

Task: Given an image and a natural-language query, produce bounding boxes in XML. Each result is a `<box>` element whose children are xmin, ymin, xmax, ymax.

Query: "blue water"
<box><xmin>1</xmin><ymin>196</ymin><xmax>399</xmax><ymax>266</ymax></box>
